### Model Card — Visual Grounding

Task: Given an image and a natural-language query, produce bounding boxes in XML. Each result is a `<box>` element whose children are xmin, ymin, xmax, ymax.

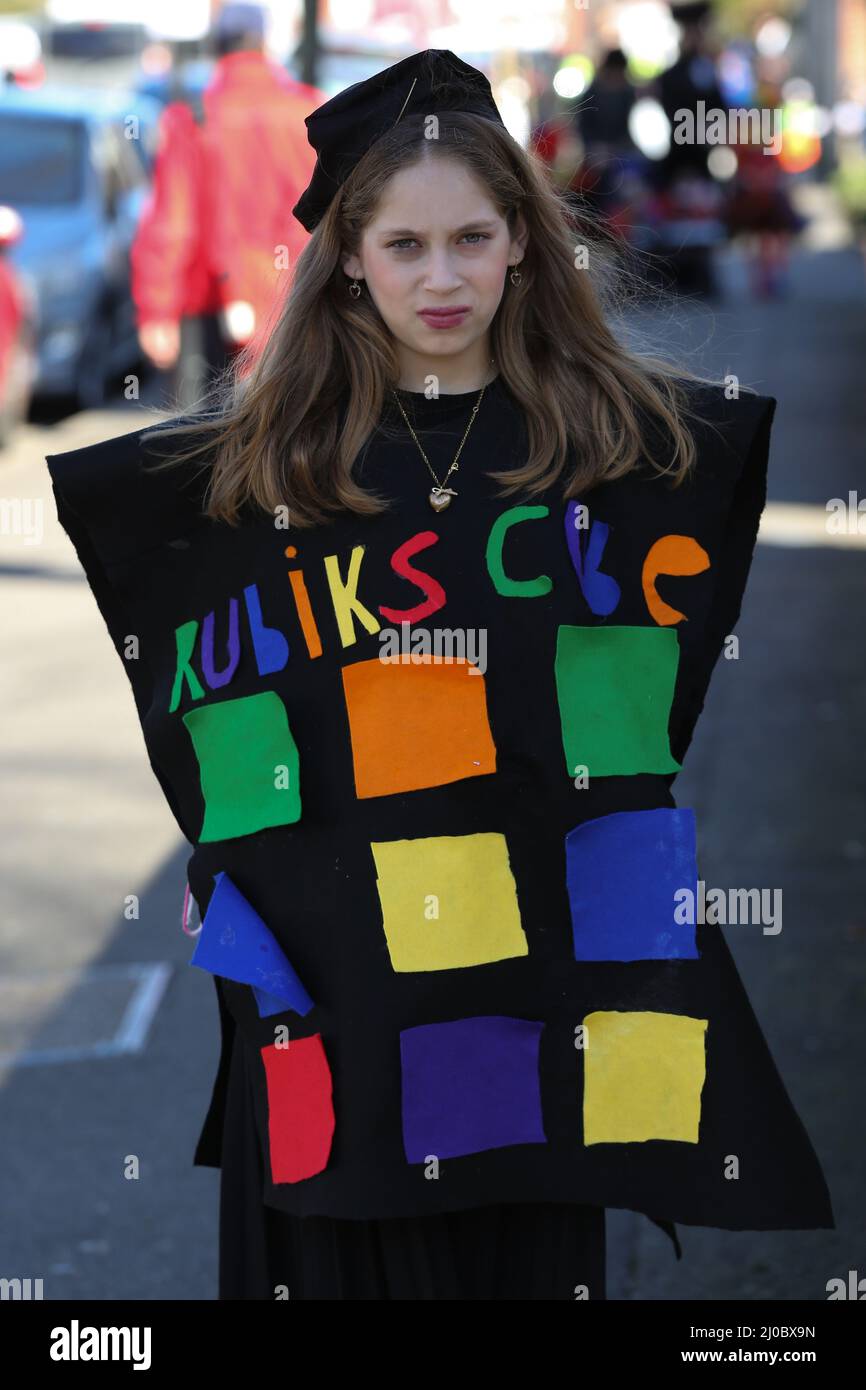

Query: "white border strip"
<box><xmin>759</xmin><ymin>503</ymin><xmax>866</xmax><ymax>549</ymax></box>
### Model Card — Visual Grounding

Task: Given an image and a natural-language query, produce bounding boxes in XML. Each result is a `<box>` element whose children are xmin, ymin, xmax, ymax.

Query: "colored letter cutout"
<box><xmin>323</xmin><ymin>546</ymin><xmax>380</xmax><ymax>647</ymax></box>
<box><xmin>182</xmin><ymin>690</ymin><xmax>301</xmax><ymax>842</ymax></box>
<box><xmin>371</xmin><ymin>832</ymin><xmax>527</xmax><ymax>971</ymax></box>
<box><xmin>244</xmin><ymin>583</ymin><xmax>290</xmax><ymax>675</ymax></box>
<box><xmin>642</xmin><ymin>535</ymin><xmax>710</xmax><ymax>626</ymax></box>
<box><xmin>201</xmin><ymin>599</ymin><xmax>241</xmax><ymax>690</ymax></box>
<box><xmin>342</xmin><ymin>656</ymin><xmax>497</xmax><ymax>799</ymax></box>
<box><xmin>169</xmin><ymin>619</ymin><xmax>205</xmax><ymax>712</ymax></box>
<box><xmin>260</xmin><ymin>1035</ymin><xmax>335</xmax><ymax>1182</ymax></box>
<box><xmin>400</xmin><ymin>1015</ymin><xmax>547</xmax><ymax>1162</ymax></box>
<box><xmin>554</xmin><ymin>625</ymin><xmax>681</xmax><ymax>777</ymax></box>
<box><xmin>190</xmin><ymin>871</ymin><xmax>314</xmax><ymax>1017</ymax></box>
<box><xmin>379</xmin><ymin>531</ymin><xmax>446</xmax><ymax>623</ymax></box>
<box><xmin>582</xmin><ymin>1010</ymin><xmax>708</xmax><ymax>1144</ymax></box>
<box><xmin>565</xmin><ymin>808</ymin><xmax>699</xmax><ymax>960</ymax></box>
<box><xmin>564</xmin><ymin>502</ymin><xmax>621</xmax><ymax>616</ymax></box>
<box><xmin>486</xmin><ymin>505</ymin><xmax>552</xmax><ymax>597</ymax></box>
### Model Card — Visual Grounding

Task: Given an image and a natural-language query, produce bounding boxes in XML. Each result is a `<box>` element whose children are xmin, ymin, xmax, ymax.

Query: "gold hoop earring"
<box><xmin>509</xmin><ymin>266</ymin><xmax>522</xmax><ymax>286</ymax></box>
<box><xmin>349</xmin><ymin>279</ymin><xmax>362</xmax><ymax>298</ymax></box>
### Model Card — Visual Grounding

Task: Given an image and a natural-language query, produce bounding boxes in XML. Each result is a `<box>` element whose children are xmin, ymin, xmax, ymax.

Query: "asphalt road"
<box><xmin>1</xmin><ymin>241</ymin><xmax>863</xmax><ymax>1301</ymax></box>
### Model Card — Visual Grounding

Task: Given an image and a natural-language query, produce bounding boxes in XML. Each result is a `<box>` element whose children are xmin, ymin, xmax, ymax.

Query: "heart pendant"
<box><xmin>429</xmin><ymin>489</ymin><xmax>452</xmax><ymax>511</ymax></box>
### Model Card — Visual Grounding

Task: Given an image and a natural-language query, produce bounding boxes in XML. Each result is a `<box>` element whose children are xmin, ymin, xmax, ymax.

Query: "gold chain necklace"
<box><xmin>391</xmin><ymin>364</ymin><xmax>494</xmax><ymax>511</ymax></box>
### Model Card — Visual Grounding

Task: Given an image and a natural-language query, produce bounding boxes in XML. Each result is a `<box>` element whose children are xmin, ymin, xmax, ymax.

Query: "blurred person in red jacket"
<box><xmin>725</xmin><ymin>79</ymin><xmax>805</xmax><ymax>299</ymax></box>
<box><xmin>132</xmin><ymin>3</ymin><xmax>324</xmax><ymax>409</ymax></box>
<box><xmin>0</xmin><ymin>207</ymin><xmax>33</xmax><ymax>445</ymax></box>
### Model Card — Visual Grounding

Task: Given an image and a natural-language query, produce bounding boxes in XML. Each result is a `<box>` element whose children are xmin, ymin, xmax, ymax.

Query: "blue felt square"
<box><xmin>191</xmin><ymin>871</ymin><xmax>315</xmax><ymax>1017</ymax></box>
<box><xmin>565</xmin><ymin>808</ymin><xmax>699</xmax><ymax>960</ymax></box>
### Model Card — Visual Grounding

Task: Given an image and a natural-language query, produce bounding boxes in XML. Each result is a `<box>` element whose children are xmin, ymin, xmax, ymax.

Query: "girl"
<box><xmin>46</xmin><ymin>49</ymin><xmax>832</xmax><ymax>1301</ymax></box>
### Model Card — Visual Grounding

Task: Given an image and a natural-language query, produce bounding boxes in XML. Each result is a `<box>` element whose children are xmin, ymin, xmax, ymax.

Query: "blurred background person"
<box><xmin>648</xmin><ymin>0</ymin><xmax>731</xmax><ymax>296</ymax></box>
<box><xmin>574</xmin><ymin>48</ymin><xmax>645</xmax><ymax>236</ymax></box>
<box><xmin>725</xmin><ymin>77</ymin><xmax>806</xmax><ymax>299</ymax></box>
<box><xmin>0</xmin><ymin>204</ymin><xmax>34</xmax><ymax>446</ymax></box>
<box><xmin>579</xmin><ymin>47</ymin><xmax>637</xmax><ymax>159</ymax></box>
<box><xmin>655</xmin><ymin>0</ymin><xmax>727</xmax><ymax>183</ymax></box>
<box><xmin>131</xmin><ymin>2</ymin><xmax>325</xmax><ymax>412</ymax></box>
<box><xmin>531</xmin><ymin>51</ymin><xmax>644</xmax><ymax>246</ymax></box>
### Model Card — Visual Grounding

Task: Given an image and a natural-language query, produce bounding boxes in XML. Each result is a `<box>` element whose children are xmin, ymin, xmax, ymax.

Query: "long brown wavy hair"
<box><xmin>140</xmin><ymin>103</ymin><xmax>716</xmax><ymax>529</ymax></box>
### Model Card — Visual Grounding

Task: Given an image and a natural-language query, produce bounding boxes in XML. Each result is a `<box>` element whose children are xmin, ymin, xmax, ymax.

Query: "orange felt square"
<box><xmin>341</xmin><ymin>655</ymin><xmax>497</xmax><ymax>798</ymax></box>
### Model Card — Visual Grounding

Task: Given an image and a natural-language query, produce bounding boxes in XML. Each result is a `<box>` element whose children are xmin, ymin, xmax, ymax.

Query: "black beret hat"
<box><xmin>668</xmin><ymin>0</ymin><xmax>714</xmax><ymax>22</ymax></box>
<box><xmin>292</xmin><ymin>48</ymin><xmax>506</xmax><ymax>233</ymax></box>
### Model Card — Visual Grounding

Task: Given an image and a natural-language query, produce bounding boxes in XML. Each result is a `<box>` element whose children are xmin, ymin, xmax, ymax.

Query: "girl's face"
<box><xmin>342</xmin><ymin>157</ymin><xmax>527</xmax><ymax>372</ymax></box>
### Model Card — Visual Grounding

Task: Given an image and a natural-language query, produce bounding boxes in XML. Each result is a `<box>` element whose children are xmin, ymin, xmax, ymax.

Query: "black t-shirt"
<box><xmin>45</xmin><ymin>375</ymin><xmax>834</xmax><ymax>1231</ymax></box>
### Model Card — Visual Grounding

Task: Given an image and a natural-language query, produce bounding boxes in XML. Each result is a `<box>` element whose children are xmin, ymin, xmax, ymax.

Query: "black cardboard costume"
<box><xmin>45</xmin><ymin>376</ymin><xmax>834</xmax><ymax>1235</ymax></box>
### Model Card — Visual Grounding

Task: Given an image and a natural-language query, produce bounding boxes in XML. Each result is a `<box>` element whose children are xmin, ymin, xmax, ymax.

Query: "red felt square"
<box><xmin>260</xmin><ymin>1034</ymin><xmax>335</xmax><ymax>1183</ymax></box>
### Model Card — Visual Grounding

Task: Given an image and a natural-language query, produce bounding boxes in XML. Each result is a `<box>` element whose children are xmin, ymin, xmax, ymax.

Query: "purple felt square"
<box><xmin>400</xmin><ymin>1015</ymin><xmax>547</xmax><ymax>1163</ymax></box>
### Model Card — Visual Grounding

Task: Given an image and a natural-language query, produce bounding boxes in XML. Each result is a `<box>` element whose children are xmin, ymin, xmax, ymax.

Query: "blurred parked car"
<box><xmin>0</xmin><ymin>206</ymin><xmax>36</xmax><ymax>449</ymax></box>
<box><xmin>0</xmin><ymin>85</ymin><xmax>161</xmax><ymax>408</ymax></box>
<box><xmin>43</xmin><ymin>17</ymin><xmax>148</xmax><ymax>61</ymax></box>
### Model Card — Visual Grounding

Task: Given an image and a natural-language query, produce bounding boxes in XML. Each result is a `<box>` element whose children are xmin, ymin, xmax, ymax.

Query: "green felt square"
<box><xmin>182</xmin><ymin>691</ymin><xmax>301</xmax><ymax>842</ymax></box>
<box><xmin>554</xmin><ymin>625</ymin><xmax>682</xmax><ymax>778</ymax></box>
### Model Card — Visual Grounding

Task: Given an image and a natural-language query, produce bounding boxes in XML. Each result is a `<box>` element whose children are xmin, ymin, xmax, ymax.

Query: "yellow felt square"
<box><xmin>370</xmin><ymin>832</ymin><xmax>528</xmax><ymax>972</ymax></box>
<box><xmin>583</xmin><ymin>1010</ymin><xmax>708</xmax><ymax>1144</ymax></box>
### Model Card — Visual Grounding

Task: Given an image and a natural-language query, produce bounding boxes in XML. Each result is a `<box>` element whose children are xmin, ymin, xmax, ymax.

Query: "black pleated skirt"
<box><xmin>218</xmin><ymin>1030</ymin><xmax>608</xmax><ymax>1301</ymax></box>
